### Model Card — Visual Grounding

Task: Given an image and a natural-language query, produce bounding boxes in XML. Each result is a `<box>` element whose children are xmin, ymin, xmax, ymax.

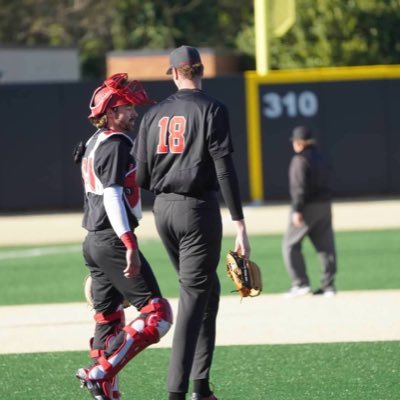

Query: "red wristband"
<box><xmin>120</xmin><ymin>232</ymin><xmax>137</xmax><ymax>250</ymax></box>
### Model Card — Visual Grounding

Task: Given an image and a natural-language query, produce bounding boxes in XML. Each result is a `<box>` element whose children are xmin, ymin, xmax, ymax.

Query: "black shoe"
<box><xmin>313</xmin><ymin>288</ymin><xmax>336</xmax><ymax>297</ymax></box>
<box><xmin>76</xmin><ymin>368</ymin><xmax>111</xmax><ymax>400</ymax></box>
<box><xmin>191</xmin><ymin>393</ymin><xmax>218</xmax><ymax>400</ymax></box>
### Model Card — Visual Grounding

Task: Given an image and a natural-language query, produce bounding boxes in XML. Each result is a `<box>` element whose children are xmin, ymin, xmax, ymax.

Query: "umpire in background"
<box><xmin>135</xmin><ymin>45</ymin><xmax>250</xmax><ymax>400</ymax></box>
<box><xmin>282</xmin><ymin>126</ymin><xmax>337</xmax><ymax>298</ymax></box>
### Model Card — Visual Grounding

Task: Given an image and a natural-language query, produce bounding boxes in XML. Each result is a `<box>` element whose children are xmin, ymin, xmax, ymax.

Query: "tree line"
<box><xmin>0</xmin><ymin>0</ymin><xmax>399</xmax><ymax>78</ymax></box>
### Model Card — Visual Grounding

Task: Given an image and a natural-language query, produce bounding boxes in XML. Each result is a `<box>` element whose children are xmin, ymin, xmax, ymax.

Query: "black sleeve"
<box><xmin>207</xmin><ymin>104</ymin><xmax>234</xmax><ymax>159</ymax></box>
<box><xmin>214</xmin><ymin>154</ymin><xmax>244</xmax><ymax>220</ymax></box>
<box><xmin>289</xmin><ymin>155</ymin><xmax>307</xmax><ymax>212</ymax></box>
<box><xmin>135</xmin><ymin>159</ymin><xmax>151</xmax><ymax>190</ymax></box>
<box><xmin>133</xmin><ymin>115</ymin><xmax>152</xmax><ymax>190</ymax></box>
<box><xmin>134</xmin><ymin>114</ymin><xmax>148</xmax><ymax>163</ymax></box>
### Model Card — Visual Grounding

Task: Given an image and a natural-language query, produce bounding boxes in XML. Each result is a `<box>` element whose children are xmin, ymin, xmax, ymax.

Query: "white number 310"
<box><xmin>262</xmin><ymin>91</ymin><xmax>318</xmax><ymax>118</ymax></box>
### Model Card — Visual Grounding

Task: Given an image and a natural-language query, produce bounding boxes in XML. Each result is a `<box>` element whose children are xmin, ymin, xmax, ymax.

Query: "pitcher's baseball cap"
<box><xmin>166</xmin><ymin>45</ymin><xmax>202</xmax><ymax>74</ymax></box>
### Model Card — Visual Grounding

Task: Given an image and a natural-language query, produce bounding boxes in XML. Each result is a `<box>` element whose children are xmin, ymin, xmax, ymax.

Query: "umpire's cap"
<box><xmin>166</xmin><ymin>45</ymin><xmax>203</xmax><ymax>74</ymax></box>
<box><xmin>291</xmin><ymin>126</ymin><xmax>315</xmax><ymax>141</ymax></box>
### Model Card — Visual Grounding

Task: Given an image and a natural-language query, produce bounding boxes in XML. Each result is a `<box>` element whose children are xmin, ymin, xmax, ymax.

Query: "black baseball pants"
<box><xmin>153</xmin><ymin>191</ymin><xmax>222</xmax><ymax>394</ymax></box>
<box><xmin>83</xmin><ymin>228</ymin><xmax>162</xmax><ymax>351</ymax></box>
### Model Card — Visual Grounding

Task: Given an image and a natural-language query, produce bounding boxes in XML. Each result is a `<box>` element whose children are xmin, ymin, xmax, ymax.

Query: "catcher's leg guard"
<box><xmin>111</xmin><ymin>375</ymin><xmax>121</xmax><ymax>400</ymax></box>
<box><xmin>87</xmin><ymin>335</ymin><xmax>122</xmax><ymax>399</ymax></box>
<box><xmin>87</xmin><ymin>297</ymin><xmax>173</xmax><ymax>381</ymax></box>
<box><xmin>79</xmin><ymin>306</ymin><xmax>126</xmax><ymax>400</ymax></box>
<box><xmin>90</xmin><ymin>305</ymin><xmax>126</xmax><ymax>357</ymax></box>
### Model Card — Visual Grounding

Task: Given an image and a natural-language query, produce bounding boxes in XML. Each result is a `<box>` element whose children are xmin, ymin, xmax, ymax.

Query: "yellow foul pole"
<box><xmin>245</xmin><ymin>0</ymin><xmax>268</xmax><ymax>203</ymax></box>
<box><xmin>247</xmin><ymin>0</ymin><xmax>296</xmax><ymax>203</ymax></box>
<box><xmin>254</xmin><ymin>0</ymin><xmax>269</xmax><ymax>75</ymax></box>
<box><xmin>245</xmin><ymin>71</ymin><xmax>264</xmax><ymax>204</ymax></box>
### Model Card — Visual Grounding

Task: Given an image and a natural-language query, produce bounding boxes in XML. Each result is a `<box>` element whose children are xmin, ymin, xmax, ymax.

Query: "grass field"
<box><xmin>1</xmin><ymin>342</ymin><xmax>399</xmax><ymax>400</ymax></box>
<box><xmin>0</xmin><ymin>229</ymin><xmax>399</xmax><ymax>305</ymax></box>
<box><xmin>1</xmin><ymin>229</ymin><xmax>399</xmax><ymax>399</ymax></box>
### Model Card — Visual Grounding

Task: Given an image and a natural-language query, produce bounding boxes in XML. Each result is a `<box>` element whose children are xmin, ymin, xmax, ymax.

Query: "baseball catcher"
<box><xmin>226</xmin><ymin>251</ymin><xmax>262</xmax><ymax>297</ymax></box>
<box><xmin>74</xmin><ymin>73</ymin><xmax>173</xmax><ymax>400</ymax></box>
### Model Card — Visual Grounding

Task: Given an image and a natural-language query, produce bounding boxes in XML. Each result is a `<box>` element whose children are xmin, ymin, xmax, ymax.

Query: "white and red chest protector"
<box><xmin>81</xmin><ymin>129</ymin><xmax>141</xmax><ymax>232</ymax></box>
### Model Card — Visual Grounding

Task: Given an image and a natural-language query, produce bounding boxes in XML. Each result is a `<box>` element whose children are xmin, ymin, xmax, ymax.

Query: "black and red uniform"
<box><xmin>76</xmin><ymin>73</ymin><xmax>173</xmax><ymax>400</ymax></box>
<box><xmin>135</xmin><ymin>88</ymin><xmax>244</xmax><ymax>395</ymax></box>
<box><xmin>81</xmin><ymin>128</ymin><xmax>162</xmax><ymax>356</ymax></box>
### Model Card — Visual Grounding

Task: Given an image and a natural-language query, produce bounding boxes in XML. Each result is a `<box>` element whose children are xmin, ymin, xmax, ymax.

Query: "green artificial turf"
<box><xmin>1</xmin><ymin>341</ymin><xmax>399</xmax><ymax>400</ymax></box>
<box><xmin>0</xmin><ymin>229</ymin><xmax>399</xmax><ymax>305</ymax></box>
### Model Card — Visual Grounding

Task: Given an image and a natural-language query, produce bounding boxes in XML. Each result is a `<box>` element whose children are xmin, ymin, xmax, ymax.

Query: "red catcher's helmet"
<box><xmin>88</xmin><ymin>73</ymin><xmax>153</xmax><ymax>119</ymax></box>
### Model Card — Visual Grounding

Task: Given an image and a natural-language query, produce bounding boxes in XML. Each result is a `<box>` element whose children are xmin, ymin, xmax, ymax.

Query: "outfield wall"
<box><xmin>244</xmin><ymin>65</ymin><xmax>400</xmax><ymax>202</ymax></box>
<box><xmin>0</xmin><ymin>66</ymin><xmax>399</xmax><ymax>212</ymax></box>
<box><xmin>0</xmin><ymin>78</ymin><xmax>247</xmax><ymax>211</ymax></box>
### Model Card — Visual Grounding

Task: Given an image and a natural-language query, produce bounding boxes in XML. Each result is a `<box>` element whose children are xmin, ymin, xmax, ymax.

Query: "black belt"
<box><xmin>156</xmin><ymin>191</ymin><xmax>217</xmax><ymax>201</ymax></box>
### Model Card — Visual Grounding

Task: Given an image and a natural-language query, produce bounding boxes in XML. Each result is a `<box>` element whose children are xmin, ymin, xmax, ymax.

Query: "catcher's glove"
<box><xmin>226</xmin><ymin>251</ymin><xmax>262</xmax><ymax>297</ymax></box>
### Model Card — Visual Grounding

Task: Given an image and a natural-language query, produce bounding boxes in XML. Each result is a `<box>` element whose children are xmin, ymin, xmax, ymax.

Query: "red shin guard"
<box><xmin>87</xmin><ymin>297</ymin><xmax>173</xmax><ymax>382</ymax></box>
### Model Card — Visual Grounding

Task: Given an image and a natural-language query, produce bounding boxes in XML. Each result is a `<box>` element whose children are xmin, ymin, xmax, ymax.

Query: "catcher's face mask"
<box><xmin>88</xmin><ymin>73</ymin><xmax>153</xmax><ymax>119</ymax></box>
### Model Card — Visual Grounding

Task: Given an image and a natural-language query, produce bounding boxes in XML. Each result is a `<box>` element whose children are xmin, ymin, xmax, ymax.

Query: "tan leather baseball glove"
<box><xmin>226</xmin><ymin>251</ymin><xmax>262</xmax><ymax>297</ymax></box>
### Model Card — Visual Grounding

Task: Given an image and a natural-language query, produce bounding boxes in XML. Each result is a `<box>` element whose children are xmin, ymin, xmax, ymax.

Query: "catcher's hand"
<box><xmin>226</xmin><ymin>251</ymin><xmax>262</xmax><ymax>297</ymax></box>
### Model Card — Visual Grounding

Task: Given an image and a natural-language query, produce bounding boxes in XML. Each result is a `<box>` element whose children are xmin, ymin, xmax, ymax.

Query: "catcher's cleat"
<box><xmin>191</xmin><ymin>393</ymin><xmax>218</xmax><ymax>400</ymax></box>
<box><xmin>76</xmin><ymin>368</ymin><xmax>111</xmax><ymax>400</ymax></box>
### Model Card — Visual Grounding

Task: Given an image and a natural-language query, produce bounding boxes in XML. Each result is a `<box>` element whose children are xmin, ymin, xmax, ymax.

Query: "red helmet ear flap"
<box><xmin>88</xmin><ymin>85</ymin><xmax>113</xmax><ymax>118</ymax></box>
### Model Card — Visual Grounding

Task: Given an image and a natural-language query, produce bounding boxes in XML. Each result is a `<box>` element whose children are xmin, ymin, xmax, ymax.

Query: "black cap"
<box><xmin>166</xmin><ymin>45</ymin><xmax>202</xmax><ymax>74</ymax></box>
<box><xmin>291</xmin><ymin>126</ymin><xmax>314</xmax><ymax>141</ymax></box>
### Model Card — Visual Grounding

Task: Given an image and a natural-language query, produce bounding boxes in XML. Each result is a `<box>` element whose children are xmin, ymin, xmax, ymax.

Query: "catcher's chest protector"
<box><xmin>82</xmin><ymin>130</ymin><xmax>142</xmax><ymax>221</ymax></box>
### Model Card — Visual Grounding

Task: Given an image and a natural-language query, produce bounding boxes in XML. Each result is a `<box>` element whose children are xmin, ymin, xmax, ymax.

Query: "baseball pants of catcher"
<box><xmin>83</xmin><ymin>228</ymin><xmax>162</xmax><ymax>351</ymax></box>
<box><xmin>153</xmin><ymin>191</ymin><xmax>222</xmax><ymax>394</ymax></box>
<box><xmin>282</xmin><ymin>201</ymin><xmax>337</xmax><ymax>290</ymax></box>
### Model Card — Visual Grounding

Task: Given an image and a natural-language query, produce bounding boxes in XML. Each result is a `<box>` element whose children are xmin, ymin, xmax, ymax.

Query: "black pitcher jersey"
<box><xmin>134</xmin><ymin>88</ymin><xmax>233</xmax><ymax>196</ymax></box>
<box><xmin>81</xmin><ymin>129</ymin><xmax>141</xmax><ymax>231</ymax></box>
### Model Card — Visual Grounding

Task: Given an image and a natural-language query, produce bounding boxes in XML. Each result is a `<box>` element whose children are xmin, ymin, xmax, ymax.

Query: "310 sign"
<box><xmin>262</xmin><ymin>91</ymin><xmax>319</xmax><ymax>118</ymax></box>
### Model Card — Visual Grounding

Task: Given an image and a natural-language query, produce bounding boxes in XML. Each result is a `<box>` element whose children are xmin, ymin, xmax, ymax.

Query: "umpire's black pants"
<box><xmin>154</xmin><ymin>192</ymin><xmax>222</xmax><ymax>394</ymax></box>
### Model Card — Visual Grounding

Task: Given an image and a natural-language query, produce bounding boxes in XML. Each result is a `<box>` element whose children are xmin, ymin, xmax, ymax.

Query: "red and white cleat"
<box><xmin>76</xmin><ymin>367</ymin><xmax>112</xmax><ymax>400</ymax></box>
